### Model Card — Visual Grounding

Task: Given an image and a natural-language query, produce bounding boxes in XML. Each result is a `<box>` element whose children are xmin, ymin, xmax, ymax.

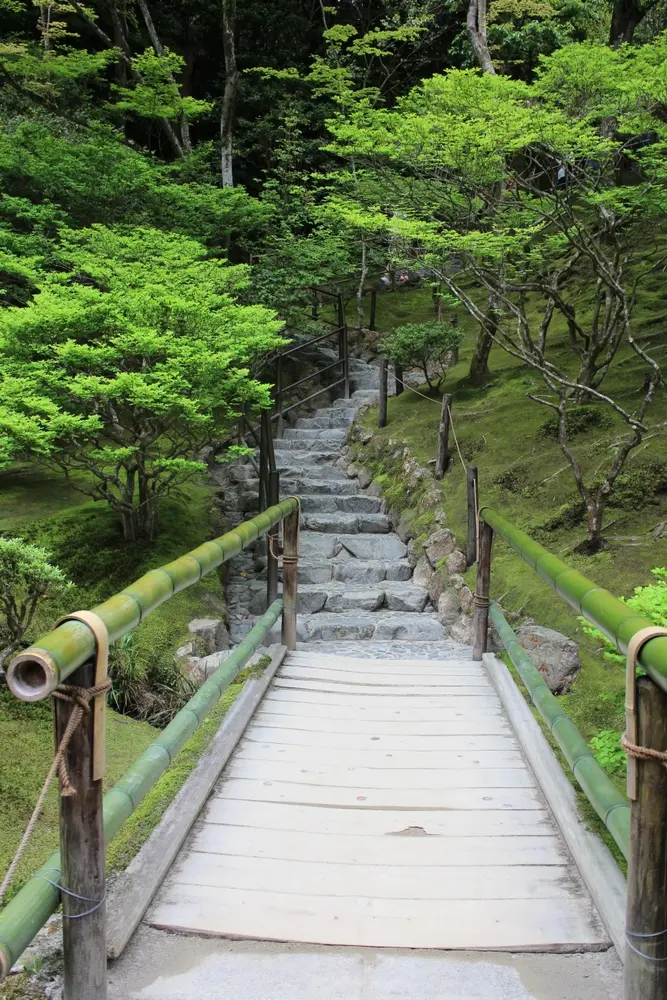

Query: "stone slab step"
<box><xmin>279</xmin><ymin>479</ymin><xmax>362</xmax><ymax>496</ymax></box>
<box><xmin>299</xmin><ymin>532</ymin><xmax>407</xmax><ymax>561</ymax></box>
<box><xmin>283</xmin><ymin>428</ymin><xmax>347</xmax><ymax>442</ymax></box>
<box><xmin>301</xmin><ymin>513</ymin><xmax>390</xmax><ymax>534</ymax></box>
<box><xmin>299</xmin><ymin>494</ymin><xmax>384</xmax><ymax>514</ymax></box>
<box><xmin>274</xmin><ymin>439</ymin><xmax>345</xmax><ymax>452</ymax></box>
<box><xmin>263</xmin><ymin>611</ymin><xmax>447</xmax><ymax>643</ymax></box>
<box><xmin>296</xmin><ymin>582</ymin><xmax>428</xmax><ymax>614</ymax></box>
<box><xmin>295</xmin><ymin>411</ymin><xmax>356</xmax><ymax>430</ymax></box>
<box><xmin>274</xmin><ymin>448</ymin><xmax>342</xmax><ymax>463</ymax></box>
<box><xmin>293</xmin><ymin>560</ymin><xmax>412</xmax><ymax>584</ymax></box>
<box><xmin>276</xmin><ymin>463</ymin><xmax>348</xmax><ymax>480</ymax></box>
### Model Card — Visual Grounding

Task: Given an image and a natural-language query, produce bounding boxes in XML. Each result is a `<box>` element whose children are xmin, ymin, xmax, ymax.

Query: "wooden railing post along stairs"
<box><xmin>378</xmin><ymin>357</ymin><xmax>388</xmax><ymax>428</ymax></box>
<box><xmin>434</xmin><ymin>393</ymin><xmax>452</xmax><ymax>480</ymax></box>
<box><xmin>472</xmin><ymin>521</ymin><xmax>493</xmax><ymax>660</ymax></box>
<box><xmin>369</xmin><ymin>289</ymin><xmax>377</xmax><ymax>332</ymax></box>
<box><xmin>466</xmin><ymin>466</ymin><xmax>478</xmax><ymax>567</ymax></box>
<box><xmin>281</xmin><ymin>507</ymin><xmax>299</xmax><ymax>650</ymax></box>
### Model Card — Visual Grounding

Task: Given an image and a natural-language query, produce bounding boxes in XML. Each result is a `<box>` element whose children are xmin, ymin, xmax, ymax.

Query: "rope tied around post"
<box><xmin>624</xmin><ymin>625</ymin><xmax>667</xmax><ymax>800</ymax></box>
<box><xmin>0</xmin><ymin>611</ymin><xmax>110</xmax><ymax>905</ymax></box>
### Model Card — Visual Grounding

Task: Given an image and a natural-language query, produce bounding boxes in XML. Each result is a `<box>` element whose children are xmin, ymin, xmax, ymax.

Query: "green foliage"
<box><xmin>590</xmin><ymin>728</ymin><xmax>626</xmax><ymax>775</ymax></box>
<box><xmin>0</xmin><ymin>226</ymin><xmax>285</xmax><ymax>538</ymax></box>
<box><xmin>380</xmin><ymin>321</ymin><xmax>462</xmax><ymax>391</ymax></box>
<box><xmin>0</xmin><ymin>537</ymin><xmax>70</xmax><ymax>662</ymax></box>
<box><xmin>114</xmin><ymin>48</ymin><xmax>212</xmax><ymax>124</ymax></box>
<box><xmin>608</xmin><ymin>461</ymin><xmax>667</xmax><ymax>510</ymax></box>
<box><xmin>539</xmin><ymin>405</ymin><xmax>613</xmax><ymax>439</ymax></box>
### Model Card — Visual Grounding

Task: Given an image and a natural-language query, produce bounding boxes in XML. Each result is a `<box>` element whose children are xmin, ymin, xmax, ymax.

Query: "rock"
<box><xmin>406</xmin><ymin>538</ymin><xmax>420</xmax><ymax>568</ymax></box>
<box><xmin>437</xmin><ymin>591</ymin><xmax>460</xmax><ymax>626</ymax></box>
<box><xmin>357</xmin><ymin>467</ymin><xmax>372</xmax><ymax>488</ymax></box>
<box><xmin>346</xmin><ymin>463</ymin><xmax>359</xmax><ymax>479</ymax></box>
<box><xmin>175</xmin><ymin>641</ymin><xmax>194</xmax><ymax>659</ymax></box>
<box><xmin>358</xmin><ymin>428</ymin><xmax>374</xmax><ymax>444</ymax></box>
<box><xmin>424</xmin><ymin>527</ymin><xmax>455</xmax><ymax>567</ymax></box>
<box><xmin>459</xmin><ymin>585</ymin><xmax>475</xmax><ymax>616</ymax></box>
<box><xmin>187</xmin><ymin>617</ymin><xmax>229</xmax><ymax>654</ymax></box>
<box><xmin>367</xmin><ymin>481</ymin><xmax>383</xmax><ymax>498</ymax></box>
<box><xmin>395</xmin><ymin>513</ymin><xmax>414</xmax><ymax>544</ymax></box>
<box><xmin>326</xmin><ymin>589</ymin><xmax>384</xmax><ymax>612</ymax></box>
<box><xmin>446</xmin><ymin>549</ymin><xmax>467</xmax><ymax>575</ymax></box>
<box><xmin>385</xmin><ymin>585</ymin><xmax>428</xmax><ymax>613</ymax></box>
<box><xmin>450</xmin><ymin>614</ymin><xmax>473</xmax><ymax>645</ymax></box>
<box><xmin>517</xmin><ymin>624</ymin><xmax>581</xmax><ymax>694</ymax></box>
<box><xmin>448</xmin><ymin>573</ymin><xmax>465</xmax><ymax>591</ymax></box>
<box><xmin>412</xmin><ymin>556</ymin><xmax>434</xmax><ymax>589</ymax></box>
<box><xmin>427</xmin><ymin>567</ymin><xmax>450</xmax><ymax>606</ymax></box>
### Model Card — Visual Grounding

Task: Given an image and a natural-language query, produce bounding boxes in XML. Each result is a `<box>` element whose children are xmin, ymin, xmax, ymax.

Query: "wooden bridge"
<box><xmin>1</xmin><ymin>371</ymin><xmax>666</xmax><ymax>999</ymax></box>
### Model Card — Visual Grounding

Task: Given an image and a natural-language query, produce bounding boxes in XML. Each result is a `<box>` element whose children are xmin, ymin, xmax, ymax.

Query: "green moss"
<box><xmin>0</xmin><ymin>971</ymin><xmax>49</xmax><ymax>999</ymax></box>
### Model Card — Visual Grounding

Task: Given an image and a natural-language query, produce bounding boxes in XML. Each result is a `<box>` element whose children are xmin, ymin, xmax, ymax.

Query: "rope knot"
<box><xmin>52</xmin><ymin>679</ymin><xmax>112</xmax><ymax>796</ymax></box>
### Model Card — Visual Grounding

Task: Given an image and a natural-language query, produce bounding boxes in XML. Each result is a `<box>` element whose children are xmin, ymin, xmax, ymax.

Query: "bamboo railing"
<box><xmin>0</xmin><ymin>498</ymin><xmax>300</xmax><ymax>987</ymax></box>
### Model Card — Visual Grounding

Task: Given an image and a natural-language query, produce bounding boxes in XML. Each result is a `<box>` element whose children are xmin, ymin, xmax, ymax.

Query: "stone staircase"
<box><xmin>228</xmin><ymin>358</ymin><xmax>452</xmax><ymax>649</ymax></box>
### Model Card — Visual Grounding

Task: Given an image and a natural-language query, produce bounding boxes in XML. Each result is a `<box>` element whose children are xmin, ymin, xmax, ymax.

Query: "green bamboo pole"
<box><xmin>490</xmin><ymin>602</ymin><xmax>630</xmax><ymax>859</ymax></box>
<box><xmin>0</xmin><ymin>601</ymin><xmax>282</xmax><ymax>980</ymax></box>
<box><xmin>480</xmin><ymin>506</ymin><xmax>667</xmax><ymax>694</ymax></box>
<box><xmin>6</xmin><ymin>499</ymin><xmax>298</xmax><ymax>702</ymax></box>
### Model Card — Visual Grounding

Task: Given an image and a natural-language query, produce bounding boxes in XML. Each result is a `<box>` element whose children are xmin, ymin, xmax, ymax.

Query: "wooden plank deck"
<box><xmin>148</xmin><ymin>651</ymin><xmax>609</xmax><ymax>951</ymax></box>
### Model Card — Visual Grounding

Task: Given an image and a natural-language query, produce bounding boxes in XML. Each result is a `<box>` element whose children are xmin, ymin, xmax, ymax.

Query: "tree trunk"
<box><xmin>220</xmin><ymin>0</ymin><xmax>238</xmax><ymax>188</ymax></box>
<box><xmin>136</xmin><ymin>0</ymin><xmax>192</xmax><ymax>153</ymax></box>
<box><xmin>469</xmin><ymin>291</ymin><xmax>499</xmax><ymax>378</ymax></box>
<box><xmin>357</xmin><ymin>239</ymin><xmax>368</xmax><ymax>331</ymax></box>
<box><xmin>467</xmin><ymin>0</ymin><xmax>496</xmax><ymax>75</ymax></box>
<box><xmin>584</xmin><ymin>497</ymin><xmax>605</xmax><ymax>553</ymax></box>
<box><xmin>609</xmin><ymin>0</ymin><xmax>648</xmax><ymax>44</ymax></box>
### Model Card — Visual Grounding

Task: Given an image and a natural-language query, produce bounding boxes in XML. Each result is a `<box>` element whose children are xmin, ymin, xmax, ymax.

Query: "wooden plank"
<box><xmin>260</xmin><ymin>698</ymin><xmax>507</xmax><ymax>722</ymax></box>
<box><xmin>234</xmin><ymin>744</ymin><xmax>524</xmax><ymax>769</ymax></box>
<box><xmin>149</xmin><ymin>885</ymin><xmax>608</xmax><ymax>950</ymax></box>
<box><xmin>243</xmin><ymin>726</ymin><xmax>518</xmax><ymax>751</ymax></box>
<box><xmin>167</xmin><ymin>852</ymin><xmax>580</xmax><ymax>901</ymax></box>
<box><xmin>250</xmin><ymin>713</ymin><xmax>511</xmax><ymax>737</ymax></box>
<box><xmin>273</xmin><ymin>678</ymin><xmax>494</xmax><ymax>697</ymax></box>
<box><xmin>213</xmin><ymin>777</ymin><xmax>545</xmax><ymax>810</ymax></box>
<box><xmin>226</xmin><ymin>758</ymin><xmax>534</xmax><ymax>789</ymax></box>
<box><xmin>279</xmin><ymin>666</ymin><xmax>492</xmax><ymax>688</ymax></box>
<box><xmin>202</xmin><ymin>799</ymin><xmax>557</xmax><ymax>838</ymax></box>
<box><xmin>264</xmin><ymin>690</ymin><xmax>503</xmax><ymax>710</ymax></box>
<box><xmin>188</xmin><ymin>824</ymin><xmax>567</xmax><ymax>867</ymax></box>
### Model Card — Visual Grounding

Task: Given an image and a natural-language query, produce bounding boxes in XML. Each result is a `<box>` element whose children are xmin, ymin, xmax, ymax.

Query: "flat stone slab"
<box><xmin>295</xmin><ymin>560</ymin><xmax>413</xmax><ymax>585</ymax></box>
<box><xmin>302</xmin><ymin>513</ymin><xmax>390</xmax><ymax>534</ymax></box>
<box><xmin>280</xmin><ymin>479</ymin><xmax>362</xmax><ymax>496</ymax></box>
<box><xmin>296</xmin><ymin>582</ymin><xmax>428</xmax><ymax>614</ymax></box>
<box><xmin>293</xmin><ymin>611</ymin><xmax>447</xmax><ymax>642</ymax></box>
<box><xmin>283</xmin><ymin>428</ymin><xmax>347</xmax><ymax>441</ymax></box>
<box><xmin>299</xmin><ymin>495</ymin><xmax>385</xmax><ymax>514</ymax></box>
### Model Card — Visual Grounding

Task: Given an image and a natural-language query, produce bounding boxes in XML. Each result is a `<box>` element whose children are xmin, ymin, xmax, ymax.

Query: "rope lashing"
<box><xmin>623</xmin><ymin>625</ymin><xmax>667</xmax><ymax>800</ymax></box>
<box><xmin>0</xmin><ymin>611</ymin><xmax>110</xmax><ymax>904</ymax></box>
<box><xmin>472</xmin><ymin>594</ymin><xmax>491</xmax><ymax>610</ymax></box>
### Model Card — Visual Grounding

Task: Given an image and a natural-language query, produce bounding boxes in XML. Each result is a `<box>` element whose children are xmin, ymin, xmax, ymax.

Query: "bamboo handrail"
<box><xmin>6</xmin><ymin>499</ymin><xmax>299</xmax><ymax>702</ymax></box>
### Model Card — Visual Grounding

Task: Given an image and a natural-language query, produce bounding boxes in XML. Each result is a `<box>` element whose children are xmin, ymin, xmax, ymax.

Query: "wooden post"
<box><xmin>472</xmin><ymin>521</ymin><xmax>493</xmax><ymax>661</ymax></box>
<box><xmin>466</xmin><ymin>466</ymin><xmax>478</xmax><ymax>567</ymax></box>
<box><xmin>624</xmin><ymin>676</ymin><xmax>667</xmax><ymax>999</ymax></box>
<box><xmin>435</xmin><ymin>393</ymin><xmax>452</xmax><ymax>480</ymax></box>
<box><xmin>55</xmin><ymin>658</ymin><xmax>107</xmax><ymax>1000</ymax></box>
<box><xmin>275</xmin><ymin>354</ymin><xmax>284</xmax><ymax>439</ymax></box>
<box><xmin>369</xmin><ymin>289</ymin><xmax>377</xmax><ymax>331</ymax></box>
<box><xmin>266</xmin><ymin>470</ymin><xmax>280</xmax><ymax>608</ymax></box>
<box><xmin>395</xmin><ymin>363</ymin><xmax>404</xmax><ymax>397</ymax></box>
<box><xmin>281</xmin><ymin>507</ymin><xmax>299</xmax><ymax>651</ymax></box>
<box><xmin>342</xmin><ymin>318</ymin><xmax>350</xmax><ymax>399</ymax></box>
<box><xmin>378</xmin><ymin>357</ymin><xmax>388</xmax><ymax>428</ymax></box>
<box><xmin>258</xmin><ymin>412</ymin><xmax>268</xmax><ymax>512</ymax></box>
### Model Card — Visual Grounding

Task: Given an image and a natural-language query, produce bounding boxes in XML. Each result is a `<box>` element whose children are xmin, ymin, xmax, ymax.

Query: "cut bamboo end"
<box><xmin>0</xmin><ymin>941</ymin><xmax>12</xmax><ymax>981</ymax></box>
<box><xmin>6</xmin><ymin>648</ymin><xmax>58</xmax><ymax>702</ymax></box>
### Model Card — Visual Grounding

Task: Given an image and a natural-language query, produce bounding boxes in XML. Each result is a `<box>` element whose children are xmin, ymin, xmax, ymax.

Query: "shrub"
<box><xmin>0</xmin><ymin>538</ymin><xmax>71</xmax><ymax>667</ymax></box>
<box><xmin>539</xmin><ymin>405</ymin><xmax>613</xmax><ymax>439</ymax></box>
<box><xmin>380</xmin><ymin>322</ymin><xmax>462</xmax><ymax>392</ymax></box>
<box><xmin>608</xmin><ymin>460</ymin><xmax>667</xmax><ymax>509</ymax></box>
<box><xmin>590</xmin><ymin>729</ymin><xmax>626</xmax><ymax>775</ymax></box>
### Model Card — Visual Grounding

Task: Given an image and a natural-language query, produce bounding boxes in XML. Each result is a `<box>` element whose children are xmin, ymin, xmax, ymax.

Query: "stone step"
<box><xmin>332</xmin><ymin>392</ymin><xmax>377</xmax><ymax>408</ymax></box>
<box><xmin>298</xmin><ymin>531</ymin><xmax>407</xmax><ymax>561</ymax></box>
<box><xmin>299</xmin><ymin>494</ymin><xmax>384</xmax><ymax>514</ymax></box>
<box><xmin>265</xmin><ymin>611</ymin><xmax>446</xmax><ymax>643</ymax></box>
<box><xmin>274</xmin><ymin>439</ymin><xmax>345</xmax><ymax>452</ymax></box>
<box><xmin>279</xmin><ymin>479</ymin><xmax>362</xmax><ymax>496</ymax></box>
<box><xmin>274</xmin><ymin>448</ymin><xmax>342</xmax><ymax>463</ymax></box>
<box><xmin>283</xmin><ymin>428</ymin><xmax>347</xmax><ymax>442</ymax></box>
<box><xmin>296</xmin><ymin>582</ymin><xmax>428</xmax><ymax>614</ymax></box>
<box><xmin>295</xmin><ymin>411</ymin><xmax>356</xmax><ymax>430</ymax></box>
<box><xmin>276</xmin><ymin>463</ymin><xmax>348</xmax><ymax>480</ymax></box>
<box><xmin>301</xmin><ymin>512</ymin><xmax>390</xmax><ymax>534</ymax></box>
<box><xmin>293</xmin><ymin>560</ymin><xmax>412</xmax><ymax>585</ymax></box>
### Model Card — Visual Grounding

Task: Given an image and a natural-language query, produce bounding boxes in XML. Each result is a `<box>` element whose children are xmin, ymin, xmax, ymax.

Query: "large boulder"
<box><xmin>437</xmin><ymin>591</ymin><xmax>460</xmax><ymax>626</ymax></box>
<box><xmin>424</xmin><ymin>528</ymin><xmax>455</xmax><ymax>567</ymax></box>
<box><xmin>517</xmin><ymin>624</ymin><xmax>581</xmax><ymax>694</ymax></box>
<box><xmin>188</xmin><ymin>617</ymin><xmax>229</xmax><ymax>655</ymax></box>
<box><xmin>446</xmin><ymin>550</ymin><xmax>467</xmax><ymax>575</ymax></box>
<box><xmin>427</xmin><ymin>567</ymin><xmax>450</xmax><ymax>606</ymax></box>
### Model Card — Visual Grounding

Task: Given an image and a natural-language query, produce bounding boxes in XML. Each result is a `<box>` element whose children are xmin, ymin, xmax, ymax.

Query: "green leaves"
<box><xmin>0</xmin><ymin>537</ymin><xmax>71</xmax><ymax>660</ymax></box>
<box><xmin>114</xmin><ymin>49</ymin><xmax>212</xmax><ymax>124</ymax></box>
<box><xmin>381</xmin><ymin>321</ymin><xmax>462</xmax><ymax>392</ymax></box>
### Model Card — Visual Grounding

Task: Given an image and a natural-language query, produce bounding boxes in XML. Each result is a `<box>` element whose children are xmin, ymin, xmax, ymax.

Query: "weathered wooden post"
<box><xmin>472</xmin><ymin>521</ymin><xmax>493</xmax><ymax>661</ymax></box>
<box><xmin>624</xmin><ymin>670</ymin><xmax>667</xmax><ymax>999</ymax></box>
<box><xmin>266</xmin><ymin>470</ymin><xmax>280</xmax><ymax>607</ymax></box>
<box><xmin>379</xmin><ymin>357</ymin><xmax>388</xmax><ymax>428</ymax></box>
<box><xmin>434</xmin><ymin>393</ymin><xmax>452</xmax><ymax>480</ymax></box>
<box><xmin>281</xmin><ymin>506</ymin><xmax>299</xmax><ymax>650</ymax></box>
<box><xmin>369</xmin><ymin>289</ymin><xmax>377</xmax><ymax>331</ymax></box>
<box><xmin>466</xmin><ymin>466</ymin><xmax>478</xmax><ymax>567</ymax></box>
<box><xmin>342</xmin><ymin>320</ymin><xmax>350</xmax><ymax>399</ymax></box>
<box><xmin>275</xmin><ymin>354</ymin><xmax>284</xmax><ymax>439</ymax></box>
<box><xmin>55</xmin><ymin>656</ymin><xmax>107</xmax><ymax>999</ymax></box>
<box><xmin>395</xmin><ymin>363</ymin><xmax>404</xmax><ymax>397</ymax></box>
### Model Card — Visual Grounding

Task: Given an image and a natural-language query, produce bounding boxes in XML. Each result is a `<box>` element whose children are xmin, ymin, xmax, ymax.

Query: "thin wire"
<box><xmin>625</xmin><ymin>937</ymin><xmax>667</xmax><ymax>963</ymax></box>
<box><xmin>32</xmin><ymin>874</ymin><xmax>106</xmax><ymax>919</ymax></box>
